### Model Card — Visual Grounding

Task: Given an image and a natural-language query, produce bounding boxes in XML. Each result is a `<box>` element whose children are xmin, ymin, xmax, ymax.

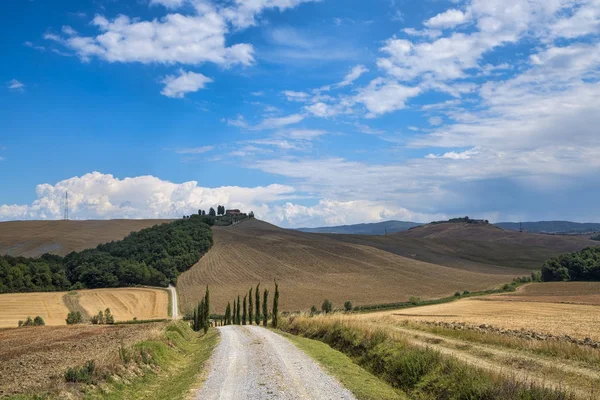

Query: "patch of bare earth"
<box><xmin>0</xmin><ymin>323</ymin><xmax>165</xmax><ymax>397</ymax></box>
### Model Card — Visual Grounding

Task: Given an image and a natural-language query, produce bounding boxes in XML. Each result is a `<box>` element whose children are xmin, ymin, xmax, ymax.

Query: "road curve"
<box><xmin>168</xmin><ymin>284</ymin><xmax>179</xmax><ymax>319</ymax></box>
<box><xmin>196</xmin><ymin>325</ymin><xmax>356</xmax><ymax>400</ymax></box>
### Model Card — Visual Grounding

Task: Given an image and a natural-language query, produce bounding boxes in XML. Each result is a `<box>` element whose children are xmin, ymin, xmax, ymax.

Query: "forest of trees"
<box><xmin>541</xmin><ymin>246</ymin><xmax>600</xmax><ymax>281</ymax></box>
<box><xmin>0</xmin><ymin>215</ymin><xmax>212</xmax><ymax>293</ymax></box>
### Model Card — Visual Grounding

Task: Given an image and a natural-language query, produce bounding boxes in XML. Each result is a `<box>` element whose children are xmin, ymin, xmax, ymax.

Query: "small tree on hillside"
<box><xmin>255</xmin><ymin>284</ymin><xmax>261</xmax><ymax>325</ymax></box>
<box><xmin>209</xmin><ymin>207</ymin><xmax>216</xmax><ymax>217</ymax></box>
<box><xmin>310</xmin><ymin>305</ymin><xmax>317</xmax><ymax>316</ymax></box>
<box><xmin>344</xmin><ymin>301</ymin><xmax>353</xmax><ymax>312</ymax></box>
<box><xmin>248</xmin><ymin>288</ymin><xmax>253</xmax><ymax>325</ymax></box>
<box><xmin>321</xmin><ymin>299</ymin><xmax>333</xmax><ymax>314</ymax></box>
<box><xmin>272</xmin><ymin>280</ymin><xmax>279</xmax><ymax>328</ymax></box>
<box><xmin>204</xmin><ymin>286</ymin><xmax>210</xmax><ymax>332</ymax></box>
<box><xmin>105</xmin><ymin>308</ymin><xmax>115</xmax><ymax>324</ymax></box>
<box><xmin>262</xmin><ymin>289</ymin><xmax>269</xmax><ymax>327</ymax></box>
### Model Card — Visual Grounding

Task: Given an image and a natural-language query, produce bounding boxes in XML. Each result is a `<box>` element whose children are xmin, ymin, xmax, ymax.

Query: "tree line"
<box><xmin>541</xmin><ymin>246</ymin><xmax>600</xmax><ymax>281</ymax></box>
<box><xmin>223</xmin><ymin>281</ymin><xmax>280</xmax><ymax>328</ymax></box>
<box><xmin>0</xmin><ymin>215</ymin><xmax>212</xmax><ymax>293</ymax></box>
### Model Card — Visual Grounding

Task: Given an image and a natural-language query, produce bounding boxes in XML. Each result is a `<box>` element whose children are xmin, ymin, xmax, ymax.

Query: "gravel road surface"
<box><xmin>196</xmin><ymin>325</ymin><xmax>356</xmax><ymax>400</ymax></box>
<box><xmin>168</xmin><ymin>284</ymin><xmax>179</xmax><ymax>319</ymax></box>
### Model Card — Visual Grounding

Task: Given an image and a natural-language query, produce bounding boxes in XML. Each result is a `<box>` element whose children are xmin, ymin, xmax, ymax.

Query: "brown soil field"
<box><xmin>0</xmin><ymin>292</ymin><xmax>70</xmax><ymax>328</ymax></box>
<box><xmin>329</xmin><ymin>223</ymin><xmax>595</xmax><ymax>271</ymax></box>
<box><xmin>77</xmin><ymin>287</ymin><xmax>169</xmax><ymax>321</ymax></box>
<box><xmin>0</xmin><ymin>322</ymin><xmax>165</xmax><ymax>396</ymax></box>
<box><xmin>485</xmin><ymin>282</ymin><xmax>600</xmax><ymax>306</ymax></box>
<box><xmin>0</xmin><ymin>288</ymin><xmax>169</xmax><ymax>328</ymax></box>
<box><xmin>177</xmin><ymin>219</ymin><xmax>530</xmax><ymax>314</ymax></box>
<box><xmin>364</xmin><ymin>297</ymin><xmax>600</xmax><ymax>341</ymax></box>
<box><xmin>0</xmin><ymin>219</ymin><xmax>172</xmax><ymax>257</ymax></box>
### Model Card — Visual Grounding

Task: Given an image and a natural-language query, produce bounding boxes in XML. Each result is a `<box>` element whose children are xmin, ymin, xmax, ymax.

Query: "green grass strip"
<box><xmin>278</xmin><ymin>331</ymin><xmax>406</xmax><ymax>400</ymax></box>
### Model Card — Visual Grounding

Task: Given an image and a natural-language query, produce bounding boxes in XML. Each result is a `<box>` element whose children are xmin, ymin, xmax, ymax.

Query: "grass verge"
<box><xmin>278</xmin><ymin>331</ymin><xmax>405</xmax><ymax>400</ymax></box>
<box><xmin>280</xmin><ymin>315</ymin><xmax>574</xmax><ymax>400</ymax></box>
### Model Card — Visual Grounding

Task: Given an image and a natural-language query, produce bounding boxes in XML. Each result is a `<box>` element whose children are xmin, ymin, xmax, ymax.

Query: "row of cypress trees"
<box><xmin>223</xmin><ymin>281</ymin><xmax>279</xmax><ymax>328</ymax></box>
<box><xmin>192</xmin><ymin>286</ymin><xmax>210</xmax><ymax>334</ymax></box>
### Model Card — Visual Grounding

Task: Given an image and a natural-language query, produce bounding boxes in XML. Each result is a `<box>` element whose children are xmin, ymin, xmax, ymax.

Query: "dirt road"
<box><xmin>196</xmin><ymin>325</ymin><xmax>355</xmax><ymax>400</ymax></box>
<box><xmin>169</xmin><ymin>285</ymin><xmax>179</xmax><ymax>319</ymax></box>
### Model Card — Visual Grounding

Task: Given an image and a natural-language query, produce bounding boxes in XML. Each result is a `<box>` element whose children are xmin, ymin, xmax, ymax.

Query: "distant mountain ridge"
<box><xmin>297</xmin><ymin>220</ymin><xmax>422</xmax><ymax>235</ymax></box>
<box><xmin>298</xmin><ymin>220</ymin><xmax>600</xmax><ymax>236</ymax></box>
<box><xmin>496</xmin><ymin>221</ymin><xmax>600</xmax><ymax>234</ymax></box>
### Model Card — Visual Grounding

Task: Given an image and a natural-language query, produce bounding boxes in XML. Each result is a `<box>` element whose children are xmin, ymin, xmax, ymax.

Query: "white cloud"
<box><xmin>7</xmin><ymin>79</ymin><xmax>24</xmax><ymax>91</ymax></box>
<box><xmin>225</xmin><ymin>115</ymin><xmax>249</xmax><ymax>128</ymax></box>
<box><xmin>49</xmin><ymin>11</ymin><xmax>255</xmax><ymax>66</ymax></box>
<box><xmin>62</xmin><ymin>25</ymin><xmax>77</xmax><ymax>36</ymax></box>
<box><xmin>403</xmin><ymin>28</ymin><xmax>441</xmax><ymax>39</ymax></box>
<box><xmin>337</xmin><ymin>64</ymin><xmax>368</xmax><ymax>87</ymax></box>
<box><xmin>150</xmin><ymin>0</ymin><xmax>185</xmax><ymax>8</ymax></box>
<box><xmin>283</xmin><ymin>90</ymin><xmax>310</xmax><ymax>101</ymax></box>
<box><xmin>424</xmin><ymin>9</ymin><xmax>470</xmax><ymax>29</ymax></box>
<box><xmin>161</xmin><ymin>70</ymin><xmax>213</xmax><ymax>98</ymax></box>
<box><xmin>285</xmin><ymin>129</ymin><xmax>327</xmax><ymax>139</ymax></box>
<box><xmin>305</xmin><ymin>102</ymin><xmax>339</xmax><ymax>117</ymax></box>
<box><xmin>428</xmin><ymin>116</ymin><xmax>443</xmax><ymax>126</ymax></box>
<box><xmin>354</xmin><ymin>79</ymin><xmax>421</xmax><ymax>117</ymax></box>
<box><xmin>222</xmin><ymin>0</ymin><xmax>321</xmax><ymax>29</ymax></box>
<box><xmin>175</xmin><ymin>146</ymin><xmax>214</xmax><ymax>154</ymax></box>
<box><xmin>426</xmin><ymin>148</ymin><xmax>479</xmax><ymax>160</ymax></box>
<box><xmin>255</xmin><ymin>113</ymin><xmax>305</xmax><ymax>129</ymax></box>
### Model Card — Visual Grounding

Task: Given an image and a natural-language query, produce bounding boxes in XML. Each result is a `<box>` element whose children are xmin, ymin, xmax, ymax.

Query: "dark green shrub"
<box><xmin>64</xmin><ymin>360</ymin><xmax>96</xmax><ymax>383</ymax></box>
<box><xmin>463</xmin><ymin>290</ymin><xmax>470</xmax><ymax>295</ymax></box>
<box><xmin>454</xmin><ymin>291</ymin><xmax>461</xmax><ymax>297</ymax></box>
<box><xmin>344</xmin><ymin>300</ymin><xmax>353</xmax><ymax>311</ymax></box>
<box><xmin>409</xmin><ymin>296</ymin><xmax>421</xmax><ymax>305</ymax></box>
<box><xmin>321</xmin><ymin>299</ymin><xmax>333</xmax><ymax>314</ymax></box>
<box><xmin>310</xmin><ymin>305</ymin><xmax>317</xmax><ymax>315</ymax></box>
<box><xmin>105</xmin><ymin>308</ymin><xmax>115</xmax><ymax>324</ymax></box>
<box><xmin>66</xmin><ymin>311</ymin><xmax>83</xmax><ymax>325</ymax></box>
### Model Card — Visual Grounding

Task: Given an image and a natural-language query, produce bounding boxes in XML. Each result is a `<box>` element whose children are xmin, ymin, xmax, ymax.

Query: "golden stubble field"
<box><xmin>358</xmin><ymin>282</ymin><xmax>600</xmax><ymax>341</ymax></box>
<box><xmin>177</xmin><ymin>219</ymin><xmax>531</xmax><ymax>314</ymax></box>
<box><xmin>0</xmin><ymin>287</ymin><xmax>169</xmax><ymax>328</ymax></box>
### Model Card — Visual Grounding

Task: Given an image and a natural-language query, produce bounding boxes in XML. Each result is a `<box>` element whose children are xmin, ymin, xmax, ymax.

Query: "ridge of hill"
<box><xmin>0</xmin><ymin>219</ymin><xmax>173</xmax><ymax>257</ymax></box>
<box><xmin>297</xmin><ymin>220</ymin><xmax>422</xmax><ymax>235</ymax></box>
<box><xmin>495</xmin><ymin>221</ymin><xmax>600</xmax><ymax>234</ymax></box>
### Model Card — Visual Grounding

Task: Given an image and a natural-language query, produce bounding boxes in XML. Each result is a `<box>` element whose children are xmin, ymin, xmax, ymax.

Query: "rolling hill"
<box><xmin>495</xmin><ymin>221</ymin><xmax>600</xmax><ymax>234</ymax></box>
<box><xmin>0</xmin><ymin>219</ymin><xmax>173</xmax><ymax>257</ymax></box>
<box><xmin>297</xmin><ymin>220</ymin><xmax>422</xmax><ymax>235</ymax></box>
<box><xmin>175</xmin><ymin>220</ymin><xmax>547</xmax><ymax>313</ymax></box>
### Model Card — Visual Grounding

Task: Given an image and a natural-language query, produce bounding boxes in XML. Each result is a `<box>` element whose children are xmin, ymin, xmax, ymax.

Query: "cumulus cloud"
<box><xmin>354</xmin><ymin>79</ymin><xmax>421</xmax><ymax>117</ymax></box>
<box><xmin>424</xmin><ymin>9</ymin><xmax>470</xmax><ymax>29</ymax></box>
<box><xmin>161</xmin><ymin>70</ymin><xmax>213</xmax><ymax>98</ymax></box>
<box><xmin>0</xmin><ymin>172</ymin><xmax>296</xmax><ymax>221</ymax></box>
<box><xmin>175</xmin><ymin>146</ymin><xmax>214</xmax><ymax>154</ymax></box>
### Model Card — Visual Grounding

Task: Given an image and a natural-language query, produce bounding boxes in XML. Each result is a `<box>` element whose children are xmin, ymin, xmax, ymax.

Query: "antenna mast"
<box><xmin>64</xmin><ymin>191</ymin><xmax>69</xmax><ymax>220</ymax></box>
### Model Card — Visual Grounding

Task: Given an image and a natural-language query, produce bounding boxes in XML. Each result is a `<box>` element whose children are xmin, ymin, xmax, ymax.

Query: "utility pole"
<box><xmin>64</xmin><ymin>191</ymin><xmax>69</xmax><ymax>220</ymax></box>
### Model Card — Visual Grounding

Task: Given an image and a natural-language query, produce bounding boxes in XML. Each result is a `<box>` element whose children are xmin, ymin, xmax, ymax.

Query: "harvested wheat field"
<box><xmin>0</xmin><ymin>219</ymin><xmax>172</xmax><ymax>257</ymax></box>
<box><xmin>485</xmin><ymin>282</ymin><xmax>600</xmax><ymax>306</ymax></box>
<box><xmin>0</xmin><ymin>292</ymin><xmax>70</xmax><ymax>328</ymax></box>
<box><xmin>77</xmin><ymin>287</ymin><xmax>169</xmax><ymax>321</ymax></box>
<box><xmin>0</xmin><ymin>322</ymin><xmax>165</xmax><ymax>396</ymax></box>
<box><xmin>365</xmin><ymin>297</ymin><xmax>600</xmax><ymax>341</ymax></box>
<box><xmin>177</xmin><ymin>219</ymin><xmax>530</xmax><ymax>314</ymax></box>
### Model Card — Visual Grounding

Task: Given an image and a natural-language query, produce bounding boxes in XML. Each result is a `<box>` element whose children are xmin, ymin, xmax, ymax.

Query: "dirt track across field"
<box><xmin>196</xmin><ymin>325</ymin><xmax>355</xmax><ymax>400</ymax></box>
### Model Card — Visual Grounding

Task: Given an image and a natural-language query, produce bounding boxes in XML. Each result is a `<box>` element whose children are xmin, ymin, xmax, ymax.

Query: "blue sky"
<box><xmin>1</xmin><ymin>0</ymin><xmax>600</xmax><ymax>227</ymax></box>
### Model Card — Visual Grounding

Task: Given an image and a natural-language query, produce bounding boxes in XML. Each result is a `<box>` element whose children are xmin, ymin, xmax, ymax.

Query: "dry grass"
<box><xmin>0</xmin><ymin>219</ymin><xmax>172</xmax><ymax>257</ymax></box>
<box><xmin>77</xmin><ymin>287</ymin><xmax>169</xmax><ymax>322</ymax></box>
<box><xmin>0</xmin><ymin>292</ymin><xmax>70</xmax><ymax>328</ymax></box>
<box><xmin>486</xmin><ymin>282</ymin><xmax>600</xmax><ymax>306</ymax></box>
<box><xmin>0</xmin><ymin>322</ymin><xmax>166</xmax><ymax>396</ymax></box>
<box><xmin>359</xmin><ymin>297</ymin><xmax>600</xmax><ymax>341</ymax></box>
<box><xmin>177</xmin><ymin>220</ymin><xmax>526</xmax><ymax>314</ymax></box>
<box><xmin>0</xmin><ymin>288</ymin><xmax>169</xmax><ymax>328</ymax></box>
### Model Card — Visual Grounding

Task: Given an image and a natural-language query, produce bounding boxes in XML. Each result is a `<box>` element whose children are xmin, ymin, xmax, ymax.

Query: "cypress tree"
<box><xmin>225</xmin><ymin>302</ymin><xmax>231</xmax><ymax>325</ymax></box>
<box><xmin>255</xmin><ymin>284</ymin><xmax>260</xmax><ymax>325</ymax></box>
<box><xmin>204</xmin><ymin>286</ymin><xmax>210</xmax><ymax>331</ymax></box>
<box><xmin>237</xmin><ymin>296</ymin><xmax>241</xmax><ymax>325</ymax></box>
<box><xmin>193</xmin><ymin>307</ymin><xmax>198</xmax><ymax>331</ymax></box>
<box><xmin>242</xmin><ymin>295</ymin><xmax>247</xmax><ymax>325</ymax></box>
<box><xmin>233</xmin><ymin>300</ymin><xmax>237</xmax><ymax>325</ymax></box>
<box><xmin>248</xmin><ymin>288</ymin><xmax>253</xmax><ymax>325</ymax></box>
<box><xmin>262</xmin><ymin>289</ymin><xmax>269</xmax><ymax>327</ymax></box>
<box><xmin>272</xmin><ymin>280</ymin><xmax>279</xmax><ymax>328</ymax></box>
